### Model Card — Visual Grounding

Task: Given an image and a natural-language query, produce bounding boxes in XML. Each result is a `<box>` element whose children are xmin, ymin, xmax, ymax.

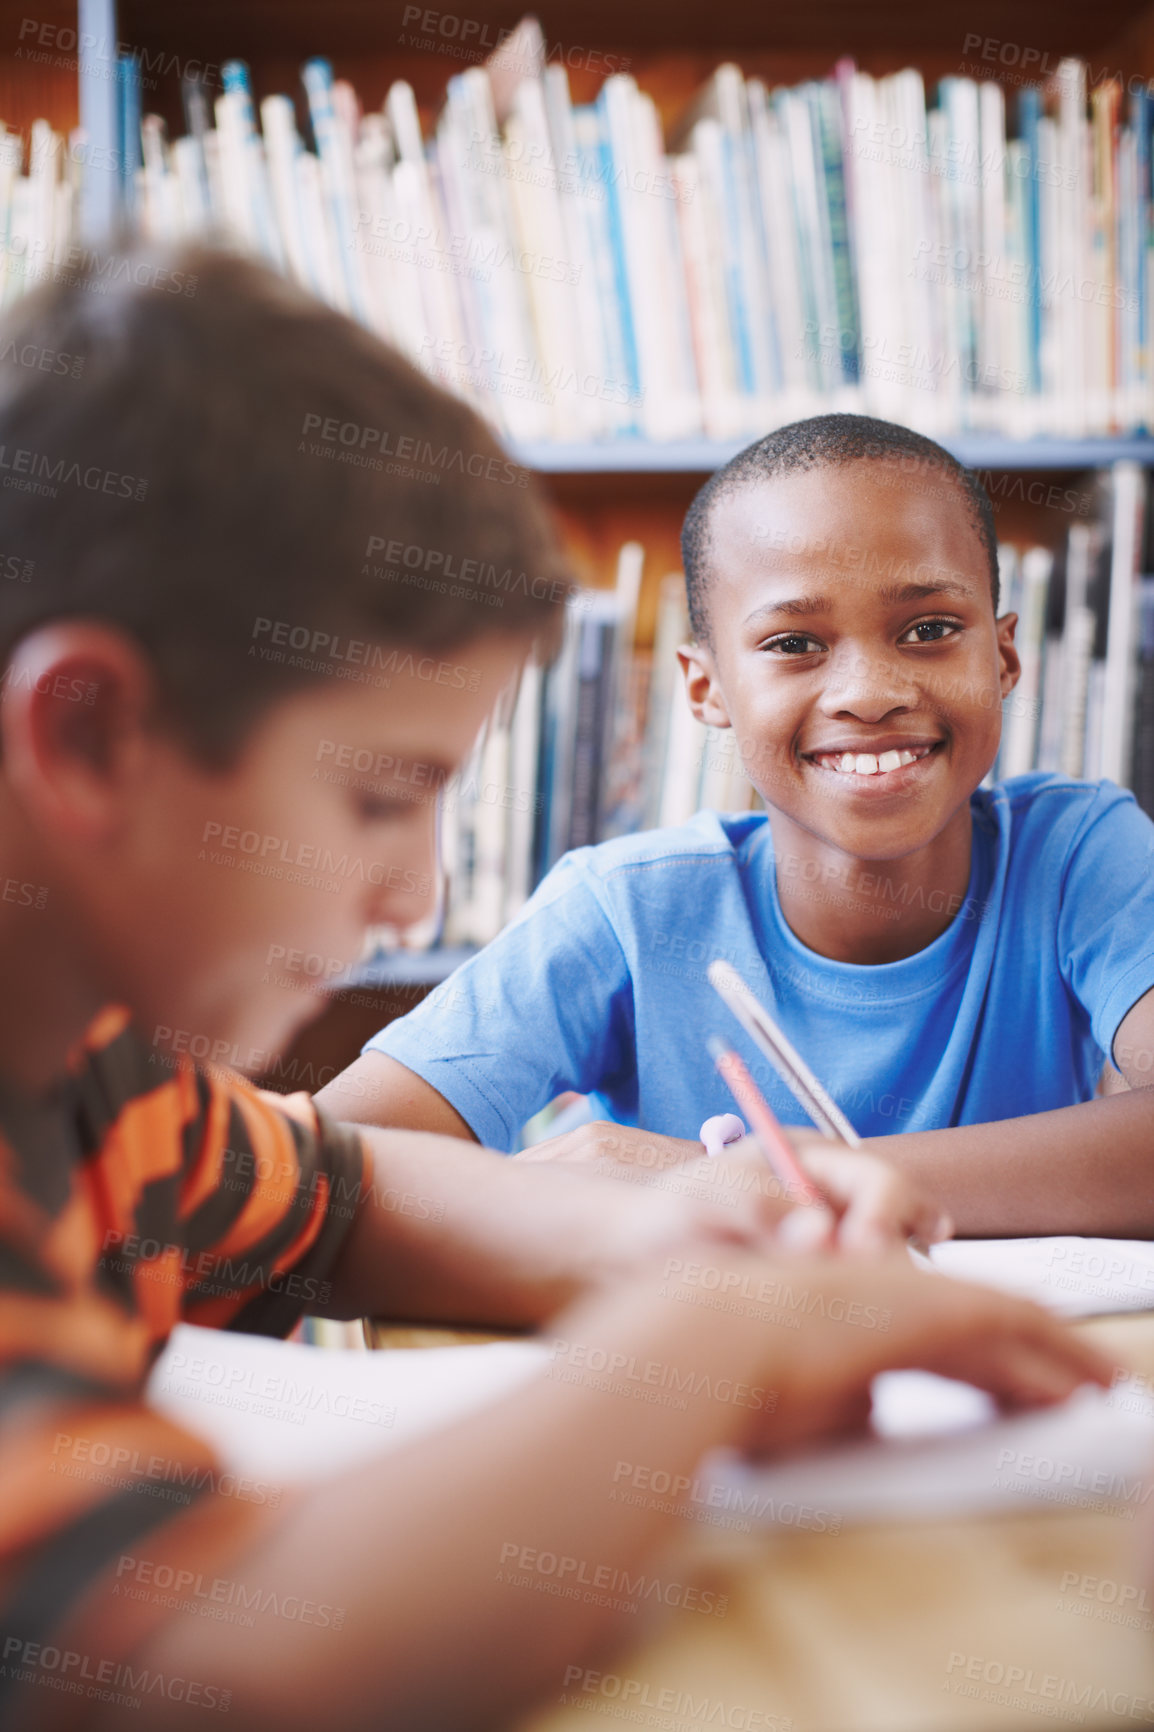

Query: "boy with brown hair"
<box><xmin>0</xmin><ymin>255</ymin><xmax>1108</xmax><ymax>1731</ymax></box>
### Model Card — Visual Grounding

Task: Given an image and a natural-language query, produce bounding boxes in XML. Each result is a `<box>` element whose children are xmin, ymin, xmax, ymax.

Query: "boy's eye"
<box><xmin>356</xmin><ymin>795</ymin><xmax>413</xmax><ymax>823</ymax></box>
<box><xmin>899</xmin><ymin>617</ymin><xmax>962</xmax><ymax>645</ymax></box>
<box><xmin>762</xmin><ymin>632</ymin><xmax>825</xmax><ymax>656</ymax></box>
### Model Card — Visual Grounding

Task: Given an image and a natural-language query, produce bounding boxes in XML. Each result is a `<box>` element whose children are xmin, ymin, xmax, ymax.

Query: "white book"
<box><xmin>890</xmin><ymin>69</ymin><xmax>940</xmax><ymax>430</ymax></box>
<box><xmin>261</xmin><ymin>95</ymin><xmax>316</xmax><ymax>293</ymax></box>
<box><xmin>293</xmin><ymin>148</ymin><xmax>346</xmax><ymax>311</ymax></box>
<box><xmin>504</xmin><ymin>657</ymin><xmax>542</xmax><ymax>924</ymax></box>
<box><xmin>978</xmin><ymin>80</ymin><xmax>1011</xmax><ymax>428</ymax></box>
<box><xmin>658</xmin><ymin>661</ymin><xmax>707</xmax><ymax>828</ymax></box>
<box><xmin>1001</xmin><ymin>546</ymin><xmax>1051</xmax><ymax>777</ymax></box>
<box><xmin>26</xmin><ymin>121</ymin><xmax>58</xmax><ymax>281</ymax></box>
<box><xmin>1036</xmin><ymin>114</ymin><xmax>1064</xmax><ymax>436</ymax></box>
<box><xmin>505</xmin><ymin>75</ymin><xmax>593</xmax><ymax>439</ymax></box>
<box><xmin>600</xmin><ymin>75</ymin><xmax>695</xmax><ymax>440</ymax></box>
<box><xmin>642</xmin><ymin>574</ymin><xmax>690</xmax><ymax>829</ymax></box>
<box><xmin>636</xmin><ymin>90</ymin><xmax>701</xmax><ymax>434</ymax></box>
<box><xmin>940</xmin><ymin>79</ymin><xmax>983</xmax><ymax>426</ymax></box>
<box><xmin>383</xmin><ymin>81</ymin><xmax>471</xmax><ymax>391</ymax></box>
<box><xmin>1101</xmin><ymin>461</ymin><xmax>1146</xmax><ymax>785</ymax></box>
<box><xmin>1055</xmin><ymin>61</ymin><xmax>1090</xmax><ymax>435</ymax></box>
<box><xmin>1002</xmin><ymin>140</ymin><xmax>1035</xmax><ymax>439</ymax></box>
<box><xmin>5</xmin><ymin>176</ymin><xmax>37</xmax><ymax>305</ymax></box>
<box><xmin>712</xmin><ymin>64</ymin><xmax>778</xmax><ymax>423</ymax></box>
<box><xmin>1059</xmin><ymin>522</ymin><xmax>1097</xmax><ymax>778</ymax></box>
<box><xmin>302</xmin><ymin>58</ymin><xmax>367</xmax><ymax>319</ymax></box>
<box><xmin>542</xmin><ymin>64</ymin><xmax>623</xmax><ymax>437</ymax></box>
<box><xmin>201</xmin><ymin>128</ymin><xmax>229</xmax><ymax>235</ymax></box>
<box><xmin>685</xmin><ymin>119</ymin><xmax>746</xmax><ymax>435</ymax></box>
<box><xmin>698</xmin><ymin>726</ymin><xmax>751</xmax><ymax>813</ymax></box>
<box><xmin>351</xmin><ymin>112</ymin><xmax>414</xmax><ymax>348</ymax></box>
<box><xmin>172</xmin><ymin>134</ymin><xmax>211</xmax><ymax>236</ymax></box>
<box><xmin>571</xmin><ymin>104</ymin><xmax>638</xmax><ymax>434</ymax></box>
<box><xmin>747</xmin><ymin>81</ymin><xmax>811</xmax><ymax>416</ymax></box>
<box><xmin>443</xmin><ymin>68</ymin><xmax>550</xmax><ymax>439</ymax></box>
<box><xmin>212</xmin><ymin>92</ymin><xmax>251</xmax><ymax>247</ymax></box>
<box><xmin>466</xmin><ymin>711</ymin><xmax>513</xmax><ymax>945</ymax></box>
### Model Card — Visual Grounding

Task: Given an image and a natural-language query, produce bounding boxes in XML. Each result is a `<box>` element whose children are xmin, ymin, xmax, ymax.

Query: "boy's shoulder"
<box><xmin>562</xmin><ymin>809</ymin><xmax>770</xmax><ymax>885</ymax></box>
<box><xmin>977</xmin><ymin>772</ymin><xmax>1151</xmax><ymax>875</ymax></box>
<box><xmin>979</xmin><ymin>770</ymin><xmax>1139</xmax><ymax>833</ymax></box>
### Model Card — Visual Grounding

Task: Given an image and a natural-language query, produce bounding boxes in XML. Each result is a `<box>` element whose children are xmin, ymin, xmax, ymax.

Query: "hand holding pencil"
<box><xmin>706</xmin><ymin>961</ymin><xmax>952</xmax><ymax>1255</ymax></box>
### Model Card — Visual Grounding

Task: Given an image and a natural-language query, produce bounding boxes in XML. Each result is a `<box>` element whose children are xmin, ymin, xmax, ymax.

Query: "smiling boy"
<box><xmin>329</xmin><ymin>414</ymin><xmax>1154</xmax><ymax>1238</ymax></box>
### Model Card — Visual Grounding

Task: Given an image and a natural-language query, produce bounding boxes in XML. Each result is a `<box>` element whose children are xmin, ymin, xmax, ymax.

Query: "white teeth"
<box><xmin>813</xmin><ymin>744</ymin><xmax>936</xmax><ymax>775</ymax></box>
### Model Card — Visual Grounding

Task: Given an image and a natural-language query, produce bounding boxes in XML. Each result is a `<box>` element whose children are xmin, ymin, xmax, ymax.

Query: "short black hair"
<box><xmin>0</xmin><ymin>245</ymin><xmax>568</xmax><ymax>765</ymax></box>
<box><xmin>681</xmin><ymin>413</ymin><xmax>1000</xmax><ymax>644</ymax></box>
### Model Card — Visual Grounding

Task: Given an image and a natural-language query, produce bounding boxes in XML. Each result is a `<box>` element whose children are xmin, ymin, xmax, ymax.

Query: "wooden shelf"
<box><xmin>510</xmin><ymin>436</ymin><xmax>1154</xmax><ymax>475</ymax></box>
<box><xmin>112</xmin><ymin>0</ymin><xmax>1154</xmax><ymax>61</ymax></box>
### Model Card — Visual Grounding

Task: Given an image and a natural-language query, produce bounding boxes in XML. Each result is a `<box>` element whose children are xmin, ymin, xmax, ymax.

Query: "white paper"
<box><xmin>148</xmin><ymin>1325</ymin><xmax>1154</xmax><ymax>1532</ymax></box>
<box><xmin>147</xmin><ymin>1324</ymin><xmax>548</xmax><ymax>1482</ymax></box>
<box><xmin>700</xmin><ymin>1376</ymin><xmax>1154</xmax><ymax>1527</ymax></box>
<box><xmin>923</xmin><ymin>1236</ymin><xmax>1154</xmax><ymax>1316</ymax></box>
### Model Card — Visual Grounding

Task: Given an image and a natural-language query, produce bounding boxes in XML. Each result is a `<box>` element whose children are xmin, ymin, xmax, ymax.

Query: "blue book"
<box><xmin>572</xmin><ymin>105</ymin><xmax>635</xmax><ymax>431</ymax></box>
<box><xmin>1133</xmin><ymin>88</ymin><xmax>1151</xmax><ymax>428</ymax></box>
<box><xmin>717</xmin><ymin>126</ymin><xmax>755</xmax><ymax>396</ymax></box>
<box><xmin>812</xmin><ymin>81</ymin><xmax>858</xmax><ymax>386</ymax></box>
<box><xmin>593</xmin><ymin>88</ymin><xmax>642</xmax><ymax>423</ymax></box>
<box><xmin>301</xmin><ymin>57</ymin><xmax>365</xmax><ymax>319</ymax></box>
<box><xmin>117</xmin><ymin>52</ymin><xmax>142</xmax><ymax>214</ymax></box>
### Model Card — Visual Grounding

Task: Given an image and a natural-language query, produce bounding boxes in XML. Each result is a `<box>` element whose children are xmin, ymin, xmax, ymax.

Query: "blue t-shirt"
<box><xmin>366</xmin><ymin>774</ymin><xmax>1154</xmax><ymax>1152</ymax></box>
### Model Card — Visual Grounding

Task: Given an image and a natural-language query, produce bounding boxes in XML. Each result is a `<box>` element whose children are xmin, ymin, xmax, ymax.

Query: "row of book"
<box><xmin>436</xmin><ymin>543</ymin><xmax>758</xmax><ymax>948</ymax></box>
<box><xmin>4</xmin><ymin>27</ymin><xmax>1153</xmax><ymax>439</ymax></box>
<box><xmin>995</xmin><ymin>463</ymin><xmax>1154</xmax><ymax>799</ymax></box>
<box><xmin>433</xmin><ymin>465</ymin><xmax>1154</xmax><ymax>949</ymax></box>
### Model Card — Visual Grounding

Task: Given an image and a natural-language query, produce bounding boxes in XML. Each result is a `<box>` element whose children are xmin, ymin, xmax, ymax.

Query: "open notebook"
<box><xmin>922</xmin><ymin>1236</ymin><xmax>1154</xmax><ymax>1316</ymax></box>
<box><xmin>147</xmin><ymin>1319</ymin><xmax>1154</xmax><ymax>1529</ymax></box>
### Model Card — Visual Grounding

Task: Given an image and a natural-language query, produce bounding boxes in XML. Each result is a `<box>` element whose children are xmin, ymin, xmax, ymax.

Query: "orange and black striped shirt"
<box><xmin>0</xmin><ymin>1005</ymin><xmax>363</xmax><ymax>1723</ymax></box>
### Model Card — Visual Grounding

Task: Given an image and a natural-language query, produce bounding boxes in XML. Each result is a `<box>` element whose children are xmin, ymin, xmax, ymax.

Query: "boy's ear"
<box><xmin>0</xmin><ymin>624</ymin><xmax>160</xmax><ymax>842</ymax></box>
<box><xmin>995</xmin><ymin>611</ymin><xmax>1022</xmax><ymax>698</ymax></box>
<box><xmin>678</xmin><ymin>641</ymin><xmax>733</xmax><ymax>729</ymax></box>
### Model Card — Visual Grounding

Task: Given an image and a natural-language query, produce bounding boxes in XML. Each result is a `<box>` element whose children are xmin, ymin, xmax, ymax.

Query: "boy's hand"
<box><xmin>644</xmin><ymin>1252</ymin><xmax>1118</xmax><ymax>1458</ymax></box>
<box><xmin>514</xmin><ymin>1119</ymin><xmax>949</xmax><ymax>1254</ymax></box>
<box><xmin>782</xmin><ymin>1140</ymin><xmax>952</xmax><ymax>1254</ymax></box>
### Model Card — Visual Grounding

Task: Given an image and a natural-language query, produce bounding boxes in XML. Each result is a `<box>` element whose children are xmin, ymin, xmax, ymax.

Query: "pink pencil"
<box><xmin>708</xmin><ymin>1034</ymin><xmax>822</xmax><ymax>1207</ymax></box>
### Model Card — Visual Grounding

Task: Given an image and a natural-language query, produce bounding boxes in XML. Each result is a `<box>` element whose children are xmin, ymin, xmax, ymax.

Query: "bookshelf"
<box><xmin>512</xmin><ymin>436</ymin><xmax>1154</xmax><ymax>472</ymax></box>
<box><xmin>16</xmin><ymin>0</ymin><xmax>1154</xmax><ymax>1088</ymax></box>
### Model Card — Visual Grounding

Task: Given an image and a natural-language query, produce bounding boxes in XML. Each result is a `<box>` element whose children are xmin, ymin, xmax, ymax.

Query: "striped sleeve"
<box><xmin>177</xmin><ymin>1076</ymin><xmax>365</xmax><ymax>1338</ymax></box>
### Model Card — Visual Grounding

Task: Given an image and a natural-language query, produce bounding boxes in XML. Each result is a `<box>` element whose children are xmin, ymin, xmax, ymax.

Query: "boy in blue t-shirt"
<box><xmin>319</xmin><ymin>414</ymin><xmax>1154</xmax><ymax>1239</ymax></box>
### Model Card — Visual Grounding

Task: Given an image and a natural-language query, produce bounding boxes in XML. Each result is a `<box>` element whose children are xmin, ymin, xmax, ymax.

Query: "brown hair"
<box><xmin>0</xmin><ymin>245</ymin><xmax>567</xmax><ymax>762</ymax></box>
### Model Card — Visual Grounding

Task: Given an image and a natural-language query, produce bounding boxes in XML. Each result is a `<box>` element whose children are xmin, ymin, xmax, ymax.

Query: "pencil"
<box><xmin>707</xmin><ymin>1034</ymin><xmax>822</xmax><ymax>1206</ymax></box>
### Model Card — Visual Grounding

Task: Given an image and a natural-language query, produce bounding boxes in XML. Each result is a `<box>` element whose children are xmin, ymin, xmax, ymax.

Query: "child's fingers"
<box><xmin>775</xmin><ymin>1204</ymin><xmax>837</xmax><ymax>1251</ymax></box>
<box><xmin>800</xmin><ymin>1148</ymin><xmax>948</xmax><ymax>1252</ymax></box>
<box><xmin>919</xmin><ymin>1296</ymin><xmax>1119</xmax><ymax>1402</ymax></box>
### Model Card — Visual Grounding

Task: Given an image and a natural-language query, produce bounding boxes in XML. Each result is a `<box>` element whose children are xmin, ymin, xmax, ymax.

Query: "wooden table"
<box><xmin>368</xmin><ymin>1315</ymin><xmax>1154</xmax><ymax>1732</ymax></box>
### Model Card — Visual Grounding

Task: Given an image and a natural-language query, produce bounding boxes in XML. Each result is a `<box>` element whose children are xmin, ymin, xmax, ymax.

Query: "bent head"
<box><xmin>0</xmin><ymin>247</ymin><xmax>566</xmax><ymax>1066</ymax></box>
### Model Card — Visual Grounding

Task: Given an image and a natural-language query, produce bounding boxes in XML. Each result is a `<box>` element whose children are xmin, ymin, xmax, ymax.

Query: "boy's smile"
<box><xmin>681</xmin><ymin>460</ymin><xmax>1020</xmax><ymax>962</ymax></box>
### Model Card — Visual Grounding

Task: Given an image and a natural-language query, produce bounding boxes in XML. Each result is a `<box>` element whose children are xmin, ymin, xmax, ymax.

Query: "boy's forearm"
<box><xmin>320</xmin><ymin>1127</ymin><xmax>694</xmax><ymax>1327</ymax></box>
<box><xmin>868</xmin><ymin>1088</ymin><xmax>1154</xmax><ymax>1237</ymax></box>
<box><xmin>86</xmin><ymin>1283</ymin><xmax>762</xmax><ymax>1732</ymax></box>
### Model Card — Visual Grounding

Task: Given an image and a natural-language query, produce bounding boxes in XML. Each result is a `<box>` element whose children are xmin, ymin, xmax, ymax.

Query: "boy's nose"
<box><xmin>364</xmin><ymin>807</ymin><xmax>440</xmax><ymax>931</ymax></box>
<box><xmin>820</xmin><ymin>645</ymin><xmax>920</xmax><ymax>719</ymax></box>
